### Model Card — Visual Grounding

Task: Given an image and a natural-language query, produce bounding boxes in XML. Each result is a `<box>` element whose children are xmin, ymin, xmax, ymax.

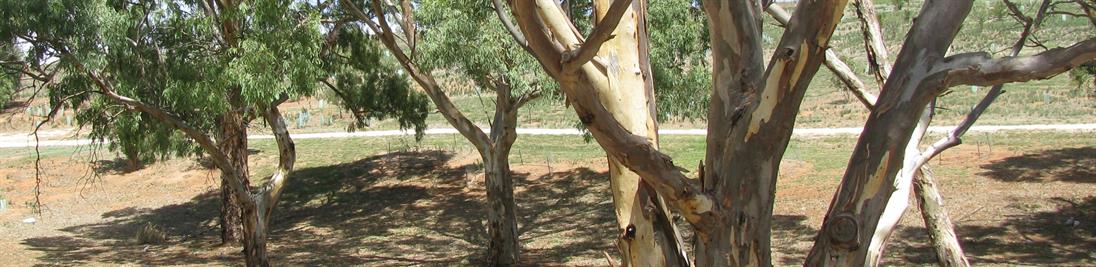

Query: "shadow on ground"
<box><xmin>20</xmin><ymin>150</ymin><xmax>623</xmax><ymax>265</ymax></box>
<box><xmin>979</xmin><ymin>146</ymin><xmax>1096</xmax><ymax>183</ymax></box>
<box><xmin>887</xmin><ymin>196</ymin><xmax>1096</xmax><ymax>265</ymax></box>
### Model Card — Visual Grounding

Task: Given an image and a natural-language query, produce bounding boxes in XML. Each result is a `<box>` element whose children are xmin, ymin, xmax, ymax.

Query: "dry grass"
<box><xmin>1</xmin><ymin>132</ymin><xmax>1094</xmax><ymax>265</ymax></box>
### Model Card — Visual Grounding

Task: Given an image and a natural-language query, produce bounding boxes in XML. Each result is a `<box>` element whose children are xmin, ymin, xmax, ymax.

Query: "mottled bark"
<box><xmin>865</xmin><ymin>105</ymin><xmax>931</xmax><ymax>266</ymax></box>
<box><xmin>698</xmin><ymin>0</ymin><xmax>848</xmax><ymax>265</ymax></box>
<box><xmin>510</xmin><ymin>0</ymin><xmax>846</xmax><ymax>262</ymax></box>
<box><xmin>806</xmin><ymin>3</ymin><xmax>976</xmax><ymax>265</ymax></box>
<box><xmin>507</xmin><ymin>0</ymin><xmax>846</xmax><ymax>264</ymax></box>
<box><xmin>483</xmin><ymin>78</ymin><xmax>522</xmax><ymax>266</ymax></box>
<box><xmin>240</xmin><ymin>102</ymin><xmax>296</xmax><ymax>267</ymax></box>
<box><xmin>483</xmin><ymin>151</ymin><xmax>519</xmax><ymax>266</ymax></box>
<box><xmin>504</xmin><ymin>0</ymin><xmax>1096</xmax><ymax>265</ymax></box>
<box><xmin>805</xmin><ymin>2</ymin><xmax>1096</xmax><ymax>265</ymax></box>
<box><xmin>767</xmin><ymin>5</ymin><xmax>878</xmax><ymax>108</ymax></box>
<box><xmin>593</xmin><ymin>1</ymin><xmax>689</xmax><ymax>266</ymax></box>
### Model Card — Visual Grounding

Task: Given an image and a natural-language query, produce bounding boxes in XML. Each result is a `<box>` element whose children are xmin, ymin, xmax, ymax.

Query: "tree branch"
<box><xmin>852</xmin><ymin>0</ymin><xmax>892</xmax><ymax>86</ymax></box>
<box><xmin>398</xmin><ymin>0</ymin><xmax>417</xmax><ymax>61</ymax></box>
<box><xmin>913</xmin><ymin>0</ymin><xmax>1054</xmax><ymax>171</ymax></box>
<box><xmin>492</xmin><ymin>0</ymin><xmax>534</xmax><ymax>54</ymax></box>
<box><xmin>938</xmin><ymin>37</ymin><xmax>1096</xmax><ymax>88</ymax></box>
<box><xmin>321</xmin><ymin>79</ymin><xmax>369</xmax><ymax>128</ymax></box>
<box><xmin>507</xmin><ymin>1</ymin><xmax>567</xmax><ymax>77</ymax></box>
<box><xmin>508</xmin><ymin>0</ymin><xmax>718</xmax><ymax>230</ymax></box>
<box><xmin>513</xmin><ymin>89</ymin><xmax>543</xmax><ymax>110</ymax></box>
<box><xmin>562</xmin><ymin>0</ymin><xmax>632</xmax><ymax>69</ymax></box>
<box><xmin>256</xmin><ymin>99</ymin><xmax>295</xmax><ymax>217</ymax></box>
<box><xmin>342</xmin><ymin>0</ymin><xmax>494</xmax><ymax>153</ymax></box>
<box><xmin>70</xmin><ymin>61</ymin><xmax>251</xmax><ymax>204</ymax></box>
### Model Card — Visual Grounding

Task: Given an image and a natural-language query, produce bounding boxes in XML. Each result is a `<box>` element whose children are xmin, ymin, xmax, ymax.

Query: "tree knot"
<box><xmin>622</xmin><ymin>224</ymin><xmax>637</xmax><ymax>240</ymax></box>
<box><xmin>578</xmin><ymin>112</ymin><xmax>595</xmax><ymax>125</ymax></box>
<box><xmin>827</xmin><ymin>213</ymin><xmax>860</xmax><ymax>249</ymax></box>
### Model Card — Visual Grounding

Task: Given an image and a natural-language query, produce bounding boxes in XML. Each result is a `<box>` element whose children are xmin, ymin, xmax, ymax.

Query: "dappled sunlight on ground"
<box><xmin>2</xmin><ymin>140</ymin><xmax>1096</xmax><ymax>265</ymax></box>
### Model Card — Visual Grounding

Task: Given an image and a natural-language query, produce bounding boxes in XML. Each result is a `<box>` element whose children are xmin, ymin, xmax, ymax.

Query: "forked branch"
<box><xmin>562</xmin><ymin>0</ymin><xmax>632</xmax><ymax>69</ymax></box>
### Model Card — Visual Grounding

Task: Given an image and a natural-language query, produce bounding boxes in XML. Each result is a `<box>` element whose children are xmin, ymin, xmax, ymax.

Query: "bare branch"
<box><xmin>1003</xmin><ymin>0</ymin><xmax>1034</xmax><ymax>25</ymax></box>
<box><xmin>913</xmin><ymin>0</ymin><xmax>1054</xmax><ymax>171</ymax></box>
<box><xmin>569</xmin><ymin>96</ymin><xmax>717</xmax><ymax>228</ymax></box>
<box><xmin>562</xmin><ymin>0</ymin><xmax>632</xmax><ymax>69</ymax></box>
<box><xmin>31</xmin><ymin>90</ymin><xmax>87</xmax><ymax>214</ymax></box>
<box><xmin>513</xmin><ymin>89</ymin><xmax>543</xmax><ymax>110</ymax></box>
<box><xmin>492</xmin><ymin>0</ymin><xmax>534</xmax><ymax>54</ymax></box>
<box><xmin>852</xmin><ymin>0</ymin><xmax>892</xmax><ymax>85</ymax></box>
<box><xmin>937</xmin><ymin>37</ymin><xmax>1096</xmax><ymax>88</ymax></box>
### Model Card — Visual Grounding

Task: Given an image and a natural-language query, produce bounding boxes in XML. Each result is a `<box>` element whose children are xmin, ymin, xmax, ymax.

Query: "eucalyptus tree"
<box><xmin>498</xmin><ymin>0</ymin><xmax>1096</xmax><ymax>266</ymax></box>
<box><xmin>337</xmin><ymin>0</ymin><xmax>551</xmax><ymax>264</ymax></box>
<box><xmin>1</xmin><ymin>0</ymin><xmax>426</xmax><ymax>266</ymax></box>
<box><xmin>648</xmin><ymin>0</ymin><xmax>710</xmax><ymax>121</ymax></box>
<box><xmin>494</xmin><ymin>0</ymin><xmax>695</xmax><ymax>265</ymax></box>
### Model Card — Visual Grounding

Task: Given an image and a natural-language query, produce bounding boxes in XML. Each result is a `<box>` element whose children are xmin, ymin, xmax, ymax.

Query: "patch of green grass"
<box><xmin>0</xmin><ymin>145</ymin><xmax>95</xmax><ymax>168</ymax></box>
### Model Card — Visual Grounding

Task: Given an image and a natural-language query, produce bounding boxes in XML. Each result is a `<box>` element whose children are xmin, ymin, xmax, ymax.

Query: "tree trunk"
<box><xmin>805</xmin><ymin>2</ymin><xmax>975</xmax><ymax>265</ymax></box>
<box><xmin>238</xmin><ymin>101</ymin><xmax>295</xmax><ymax>267</ymax></box>
<box><xmin>593</xmin><ymin>1</ymin><xmax>689</xmax><ymax>265</ymax></box>
<box><xmin>217</xmin><ymin>101</ymin><xmax>250</xmax><ymax>245</ymax></box>
<box><xmin>483</xmin><ymin>149</ymin><xmax>520</xmax><ymax>266</ymax></box>
<box><xmin>480</xmin><ymin>75</ymin><xmax>525</xmax><ymax>266</ymax></box>
<box><xmin>342</xmin><ymin>2</ymin><xmax>527</xmax><ymax>264</ymax></box>
<box><xmin>122</xmin><ymin>143</ymin><xmax>142</xmax><ymax>172</ymax></box>
<box><xmin>914</xmin><ymin>166</ymin><xmax>969</xmax><ymax>267</ymax></box>
<box><xmin>865</xmin><ymin>106</ymin><xmax>932</xmax><ymax>265</ymax></box>
<box><xmin>698</xmin><ymin>1</ymin><xmax>847</xmax><ymax>265</ymax></box>
<box><xmin>241</xmin><ymin>201</ymin><xmax>270</xmax><ymax>267</ymax></box>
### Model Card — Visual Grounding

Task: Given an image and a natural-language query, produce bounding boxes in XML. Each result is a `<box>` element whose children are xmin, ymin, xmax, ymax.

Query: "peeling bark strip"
<box><xmin>698</xmin><ymin>0</ymin><xmax>849</xmax><ymax>265</ymax></box>
<box><xmin>505</xmin><ymin>0</ymin><xmax>694</xmax><ymax>265</ymax></box>
<box><xmin>506</xmin><ymin>0</ymin><xmax>1096</xmax><ymax>265</ymax></box>
<box><xmin>767</xmin><ymin>5</ymin><xmax>878</xmax><ymax>108</ymax></box>
<box><xmin>592</xmin><ymin>1</ymin><xmax>689</xmax><ymax>265</ymax></box>
<box><xmin>872</xmin><ymin>2</ymin><xmax>1052</xmax><ymax>266</ymax></box>
<box><xmin>853</xmin><ymin>0</ymin><xmax>892</xmax><ymax>86</ymax></box>
<box><xmin>509</xmin><ymin>0</ymin><xmax>848</xmax><ymax>264</ymax></box>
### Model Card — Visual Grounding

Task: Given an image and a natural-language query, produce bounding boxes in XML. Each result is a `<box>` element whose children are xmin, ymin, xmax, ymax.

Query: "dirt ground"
<box><xmin>1</xmin><ymin>143</ymin><xmax>1094</xmax><ymax>266</ymax></box>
